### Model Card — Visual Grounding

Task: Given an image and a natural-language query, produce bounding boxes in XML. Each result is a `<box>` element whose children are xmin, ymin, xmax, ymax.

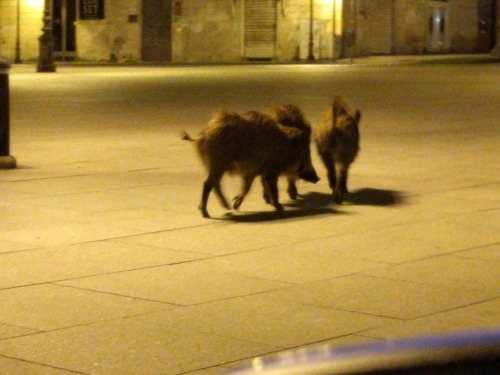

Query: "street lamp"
<box><xmin>307</xmin><ymin>0</ymin><xmax>315</xmax><ymax>61</ymax></box>
<box><xmin>37</xmin><ymin>0</ymin><xmax>56</xmax><ymax>72</ymax></box>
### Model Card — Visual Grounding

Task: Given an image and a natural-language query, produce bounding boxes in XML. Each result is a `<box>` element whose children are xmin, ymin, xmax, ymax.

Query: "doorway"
<box><xmin>141</xmin><ymin>0</ymin><xmax>172</xmax><ymax>62</ymax></box>
<box><xmin>428</xmin><ymin>6</ymin><xmax>447</xmax><ymax>52</ymax></box>
<box><xmin>52</xmin><ymin>0</ymin><xmax>77</xmax><ymax>60</ymax></box>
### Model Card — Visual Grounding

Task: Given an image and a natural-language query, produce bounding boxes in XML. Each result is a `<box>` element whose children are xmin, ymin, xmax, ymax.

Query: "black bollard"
<box><xmin>0</xmin><ymin>59</ymin><xmax>17</xmax><ymax>169</ymax></box>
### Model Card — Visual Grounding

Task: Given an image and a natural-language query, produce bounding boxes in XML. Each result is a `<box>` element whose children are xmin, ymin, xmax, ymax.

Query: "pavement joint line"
<box><xmin>452</xmin><ymin>241</ymin><xmax>500</xmax><ymax>255</ymax></box>
<box><xmin>49</xmin><ymin>282</ymin><xmax>184</xmax><ymax>307</ymax></box>
<box><xmin>2</xmin><ymin>61</ymin><xmax>498</xmax><ymax>373</ymax></box>
<box><xmin>397</xmin><ymin>298</ymin><xmax>500</xmax><ymax>321</ymax></box>
<box><xmin>292</xmin><ymin>301</ymin><xmax>407</xmax><ymax>322</ymax></box>
<box><xmin>0</xmin><ymin>354</ymin><xmax>89</xmax><ymax>375</ymax></box>
<box><xmin>1</xmin><ymin>313</ymin><xmax>170</xmax><ymax>342</ymax></box>
<box><xmin>391</xmin><ymin>242</ymin><xmax>500</xmax><ymax>265</ymax></box>
<box><xmin>1</xmin><ymin>173</ymin><xmax>91</xmax><ymax>182</ymax></box>
<box><xmin>415</xmin><ymin>181</ymin><xmax>500</xmax><ymax>196</ymax></box>
<box><xmin>125</xmin><ymin>167</ymin><xmax>163</xmax><ymax>172</ymax></box>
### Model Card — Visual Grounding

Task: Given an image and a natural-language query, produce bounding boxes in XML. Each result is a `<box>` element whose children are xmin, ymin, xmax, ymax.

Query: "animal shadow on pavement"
<box><xmin>344</xmin><ymin>188</ymin><xmax>406</xmax><ymax>206</ymax></box>
<box><xmin>219</xmin><ymin>188</ymin><xmax>404</xmax><ymax>222</ymax></box>
<box><xmin>222</xmin><ymin>192</ymin><xmax>339</xmax><ymax>223</ymax></box>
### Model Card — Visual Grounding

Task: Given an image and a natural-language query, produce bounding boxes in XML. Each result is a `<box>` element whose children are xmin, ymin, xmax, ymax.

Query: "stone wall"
<box><xmin>277</xmin><ymin>0</ymin><xmax>334</xmax><ymax>61</ymax></box>
<box><xmin>0</xmin><ymin>0</ymin><xmax>43</xmax><ymax>61</ymax></box>
<box><xmin>172</xmin><ymin>0</ymin><xmax>335</xmax><ymax>63</ymax></box>
<box><xmin>393</xmin><ymin>0</ymin><xmax>428</xmax><ymax>54</ymax></box>
<box><xmin>393</xmin><ymin>0</ymin><xmax>479</xmax><ymax>55</ymax></box>
<box><xmin>172</xmin><ymin>0</ymin><xmax>241</xmax><ymax>63</ymax></box>
<box><xmin>448</xmin><ymin>0</ymin><xmax>478</xmax><ymax>52</ymax></box>
<box><xmin>0</xmin><ymin>0</ymin><xmax>488</xmax><ymax>63</ymax></box>
<box><xmin>76</xmin><ymin>0</ymin><xmax>141</xmax><ymax>62</ymax></box>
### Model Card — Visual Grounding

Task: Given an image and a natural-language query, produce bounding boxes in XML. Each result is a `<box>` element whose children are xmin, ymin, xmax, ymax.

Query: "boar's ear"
<box><xmin>354</xmin><ymin>110</ymin><xmax>361</xmax><ymax>123</ymax></box>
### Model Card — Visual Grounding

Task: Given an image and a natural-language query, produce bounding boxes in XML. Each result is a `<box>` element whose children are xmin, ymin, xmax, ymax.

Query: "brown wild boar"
<box><xmin>313</xmin><ymin>95</ymin><xmax>361</xmax><ymax>204</ymax></box>
<box><xmin>265</xmin><ymin>104</ymin><xmax>315</xmax><ymax>201</ymax></box>
<box><xmin>182</xmin><ymin>109</ymin><xmax>319</xmax><ymax>218</ymax></box>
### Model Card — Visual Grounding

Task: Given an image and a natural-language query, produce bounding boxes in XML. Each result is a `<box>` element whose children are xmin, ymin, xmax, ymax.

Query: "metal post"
<box><xmin>0</xmin><ymin>59</ymin><xmax>17</xmax><ymax>169</ymax></box>
<box><xmin>37</xmin><ymin>0</ymin><xmax>56</xmax><ymax>73</ymax></box>
<box><xmin>307</xmin><ymin>0</ymin><xmax>315</xmax><ymax>61</ymax></box>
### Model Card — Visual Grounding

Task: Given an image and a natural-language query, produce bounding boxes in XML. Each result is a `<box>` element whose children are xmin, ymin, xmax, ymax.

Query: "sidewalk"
<box><xmin>0</xmin><ymin>63</ymin><xmax>498</xmax><ymax>374</ymax></box>
<box><xmin>6</xmin><ymin>53</ymin><xmax>499</xmax><ymax>73</ymax></box>
<box><xmin>335</xmin><ymin>53</ymin><xmax>500</xmax><ymax>65</ymax></box>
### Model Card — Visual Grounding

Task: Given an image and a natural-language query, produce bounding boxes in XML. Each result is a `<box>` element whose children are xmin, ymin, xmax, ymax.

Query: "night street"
<box><xmin>0</xmin><ymin>59</ymin><xmax>499</xmax><ymax>374</ymax></box>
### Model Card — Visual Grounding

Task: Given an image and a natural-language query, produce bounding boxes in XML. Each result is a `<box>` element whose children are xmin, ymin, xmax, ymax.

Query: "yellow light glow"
<box><xmin>334</xmin><ymin>0</ymin><xmax>343</xmax><ymax>35</ymax></box>
<box><xmin>314</xmin><ymin>0</ymin><xmax>335</xmax><ymax>19</ymax></box>
<box><xmin>24</xmin><ymin>0</ymin><xmax>44</xmax><ymax>7</ymax></box>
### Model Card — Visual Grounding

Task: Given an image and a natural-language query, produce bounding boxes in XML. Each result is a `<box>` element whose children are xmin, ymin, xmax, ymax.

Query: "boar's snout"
<box><xmin>299</xmin><ymin>166</ymin><xmax>320</xmax><ymax>183</ymax></box>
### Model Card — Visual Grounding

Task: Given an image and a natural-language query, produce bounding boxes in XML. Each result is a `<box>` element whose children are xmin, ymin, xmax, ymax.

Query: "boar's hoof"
<box><xmin>273</xmin><ymin>203</ymin><xmax>284</xmax><ymax>212</ymax></box>
<box><xmin>233</xmin><ymin>196</ymin><xmax>243</xmax><ymax>210</ymax></box>
<box><xmin>198</xmin><ymin>204</ymin><xmax>210</xmax><ymax>218</ymax></box>
<box><xmin>333</xmin><ymin>192</ymin><xmax>343</xmax><ymax>205</ymax></box>
<box><xmin>287</xmin><ymin>185</ymin><xmax>298</xmax><ymax>200</ymax></box>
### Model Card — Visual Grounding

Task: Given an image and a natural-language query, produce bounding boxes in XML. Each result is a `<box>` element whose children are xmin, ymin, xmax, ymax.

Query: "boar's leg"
<box><xmin>261</xmin><ymin>176</ymin><xmax>272</xmax><ymax>204</ymax></box>
<box><xmin>261</xmin><ymin>175</ymin><xmax>293</xmax><ymax>204</ymax></box>
<box><xmin>287</xmin><ymin>175</ymin><xmax>298</xmax><ymax>200</ymax></box>
<box><xmin>262</xmin><ymin>174</ymin><xmax>283</xmax><ymax>212</ymax></box>
<box><xmin>199</xmin><ymin>171</ymin><xmax>224</xmax><ymax>218</ymax></box>
<box><xmin>320</xmin><ymin>152</ymin><xmax>336</xmax><ymax>193</ymax></box>
<box><xmin>233</xmin><ymin>173</ymin><xmax>256</xmax><ymax>210</ymax></box>
<box><xmin>333</xmin><ymin>162</ymin><xmax>348</xmax><ymax>204</ymax></box>
<box><xmin>214</xmin><ymin>183</ymin><xmax>230</xmax><ymax>209</ymax></box>
<box><xmin>199</xmin><ymin>182</ymin><xmax>211</xmax><ymax>217</ymax></box>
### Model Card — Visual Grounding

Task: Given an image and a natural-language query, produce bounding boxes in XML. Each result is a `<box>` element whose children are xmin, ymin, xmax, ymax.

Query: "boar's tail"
<box><xmin>180</xmin><ymin>131</ymin><xmax>196</xmax><ymax>142</ymax></box>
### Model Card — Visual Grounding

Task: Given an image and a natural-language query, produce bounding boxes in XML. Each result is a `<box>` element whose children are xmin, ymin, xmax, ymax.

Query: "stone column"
<box><xmin>0</xmin><ymin>59</ymin><xmax>17</xmax><ymax>169</ymax></box>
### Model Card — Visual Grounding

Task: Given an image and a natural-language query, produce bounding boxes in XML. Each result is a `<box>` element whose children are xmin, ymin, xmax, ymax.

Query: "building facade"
<box><xmin>0</xmin><ymin>0</ymin><xmax>495</xmax><ymax>63</ymax></box>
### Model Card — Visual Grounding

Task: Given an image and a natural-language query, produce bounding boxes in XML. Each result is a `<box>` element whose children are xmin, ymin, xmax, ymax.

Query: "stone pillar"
<box><xmin>0</xmin><ymin>59</ymin><xmax>17</xmax><ymax>169</ymax></box>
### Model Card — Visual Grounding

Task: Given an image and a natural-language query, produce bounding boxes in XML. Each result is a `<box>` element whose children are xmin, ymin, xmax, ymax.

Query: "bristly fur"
<box><xmin>264</xmin><ymin>104</ymin><xmax>316</xmax><ymax>201</ymax></box>
<box><xmin>181</xmin><ymin>108</ymin><xmax>318</xmax><ymax>218</ymax></box>
<box><xmin>313</xmin><ymin>95</ymin><xmax>361</xmax><ymax>204</ymax></box>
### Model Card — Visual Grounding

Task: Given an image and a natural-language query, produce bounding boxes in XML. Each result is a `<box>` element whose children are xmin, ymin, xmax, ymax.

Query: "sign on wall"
<box><xmin>80</xmin><ymin>0</ymin><xmax>105</xmax><ymax>20</ymax></box>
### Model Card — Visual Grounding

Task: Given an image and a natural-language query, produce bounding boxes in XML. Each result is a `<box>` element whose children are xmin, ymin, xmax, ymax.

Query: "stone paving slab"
<box><xmin>56</xmin><ymin>264</ymin><xmax>291</xmax><ymax>306</ymax></box>
<box><xmin>0</xmin><ymin>240</ymin><xmax>208</xmax><ymax>289</ymax></box>
<box><xmin>1</xmin><ymin>62</ymin><xmax>499</xmax><ymax>374</ymax></box>
<box><xmin>266</xmin><ymin>274</ymin><xmax>492</xmax><ymax>320</ymax></box>
<box><xmin>0</xmin><ymin>284</ymin><xmax>169</xmax><ymax>331</ymax></box>
<box><xmin>0</xmin><ymin>319</ymin><xmax>277</xmax><ymax>375</ymax></box>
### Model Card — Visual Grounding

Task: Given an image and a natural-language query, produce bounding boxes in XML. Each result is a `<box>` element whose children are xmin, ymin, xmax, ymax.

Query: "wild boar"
<box><xmin>264</xmin><ymin>104</ymin><xmax>316</xmax><ymax>201</ymax></box>
<box><xmin>313</xmin><ymin>95</ymin><xmax>361</xmax><ymax>204</ymax></box>
<box><xmin>182</xmin><ymin>109</ymin><xmax>319</xmax><ymax>218</ymax></box>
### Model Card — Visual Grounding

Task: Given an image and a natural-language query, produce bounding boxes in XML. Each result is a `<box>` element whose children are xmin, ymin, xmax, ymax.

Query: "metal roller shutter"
<box><xmin>244</xmin><ymin>0</ymin><xmax>277</xmax><ymax>59</ymax></box>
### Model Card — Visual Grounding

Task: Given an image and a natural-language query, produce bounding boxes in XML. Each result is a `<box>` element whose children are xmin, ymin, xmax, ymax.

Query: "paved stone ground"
<box><xmin>0</xmin><ymin>57</ymin><xmax>499</xmax><ymax>374</ymax></box>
